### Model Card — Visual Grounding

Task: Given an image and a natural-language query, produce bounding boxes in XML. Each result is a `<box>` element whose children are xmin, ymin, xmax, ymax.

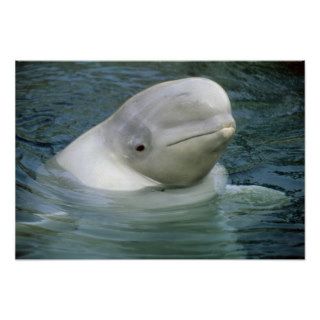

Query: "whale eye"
<box><xmin>135</xmin><ymin>144</ymin><xmax>145</xmax><ymax>152</ymax></box>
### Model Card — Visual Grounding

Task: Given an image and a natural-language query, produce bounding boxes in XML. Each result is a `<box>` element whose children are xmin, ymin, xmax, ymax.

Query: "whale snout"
<box><xmin>221</xmin><ymin>119</ymin><xmax>236</xmax><ymax>137</ymax></box>
<box><xmin>165</xmin><ymin>116</ymin><xmax>236</xmax><ymax>148</ymax></box>
<box><xmin>220</xmin><ymin>126</ymin><xmax>235</xmax><ymax>140</ymax></box>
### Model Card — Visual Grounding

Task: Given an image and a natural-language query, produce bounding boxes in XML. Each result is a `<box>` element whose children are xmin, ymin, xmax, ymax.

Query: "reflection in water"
<box><xmin>16</xmin><ymin>62</ymin><xmax>304</xmax><ymax>259</ymax></box>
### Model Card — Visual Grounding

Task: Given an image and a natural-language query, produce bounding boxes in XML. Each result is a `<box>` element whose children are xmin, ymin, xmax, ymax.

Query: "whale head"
<box><xmin>106</xmin><ymin>78</ymin><xmax>236</xmax><ymax>187</ymax></box>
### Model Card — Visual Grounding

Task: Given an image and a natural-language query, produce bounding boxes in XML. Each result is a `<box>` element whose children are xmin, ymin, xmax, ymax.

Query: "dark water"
<box><xmin>16</xmin><ymin>61</ymin><xmax>304</xmax><ymax>259</ymax></box>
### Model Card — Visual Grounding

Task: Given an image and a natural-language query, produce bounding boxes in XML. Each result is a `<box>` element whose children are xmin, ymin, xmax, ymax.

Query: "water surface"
<box><xmin>16</xmin><ymin>61</ymin><xmax>304</xmax><ymax>259</ymax></box>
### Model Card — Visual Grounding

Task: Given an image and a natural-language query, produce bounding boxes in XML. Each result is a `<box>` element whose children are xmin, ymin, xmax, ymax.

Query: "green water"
<box><xmin>16</xmin><ymin>61</ymin><xmax>304</xmax><ymax>259</ymax></box>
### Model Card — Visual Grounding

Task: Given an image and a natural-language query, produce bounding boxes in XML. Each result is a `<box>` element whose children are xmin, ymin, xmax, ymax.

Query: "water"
<box><xmin>16</xmin><ymin>61</ymin><xmax>304</xmax><ymax>259</ymax></box>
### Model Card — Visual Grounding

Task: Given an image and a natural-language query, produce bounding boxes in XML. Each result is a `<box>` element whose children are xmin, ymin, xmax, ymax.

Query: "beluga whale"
<box><xmin>54</xmin><ymin>78</ymin><xmax>236</xmax><ymax>192</ymax></box>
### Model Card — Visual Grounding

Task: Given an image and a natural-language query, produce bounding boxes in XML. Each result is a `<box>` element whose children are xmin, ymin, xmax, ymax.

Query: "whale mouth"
<box><xmin>166</xmin><ymin>123</ymin><xmax>236</xmax><ymax>147</ymax></box>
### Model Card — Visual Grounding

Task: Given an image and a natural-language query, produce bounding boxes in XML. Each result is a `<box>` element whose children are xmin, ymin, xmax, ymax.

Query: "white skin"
<box><xmin>55</xmin><ymin>78</ymin><xmax>236</xmax><ymax>191</ymax></box>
